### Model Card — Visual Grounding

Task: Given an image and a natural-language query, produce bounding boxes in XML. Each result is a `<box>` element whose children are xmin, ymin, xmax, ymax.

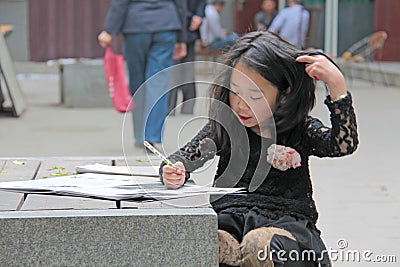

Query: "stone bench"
<box><xmin>0</xmin><ymin>158</ymin><xmax>218</xmax><ymax>266</ymax></box>
<box><xmin>0</xmin><ymin>208</ymin><xmax>217</xmax><ymax>266</ymax></box>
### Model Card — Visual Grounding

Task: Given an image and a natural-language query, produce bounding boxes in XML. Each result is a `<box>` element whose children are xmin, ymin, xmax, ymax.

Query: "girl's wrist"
<box><xmin>329</xmin><ymin>88</ymin><xmax>348</xmax><ymax>101</ymax></box>
<box><xmin>326</xmin><ymin>78</ymin><xmax>347</xmax><ymax>101</ymax></box>
<box><xmin>330</xmin><ymin>92</ymin><xmax>348</xmax><ymax>102</ymax></box>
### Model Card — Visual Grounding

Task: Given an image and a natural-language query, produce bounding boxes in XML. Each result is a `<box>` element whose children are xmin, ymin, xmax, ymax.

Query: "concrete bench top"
<box><xmin>0</xmin><ymin>157</ymin><xmax>212</xmax><ymax>210</ymax></box>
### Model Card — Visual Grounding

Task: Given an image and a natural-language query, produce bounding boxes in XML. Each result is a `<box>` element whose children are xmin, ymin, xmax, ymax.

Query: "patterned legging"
<box><xmin>217</xmin><ymin>210</ymin><xmax>321</xmax><ymax>267</ymax></box>
<box><xmin>219</xmin><ymin>227</ymin><xmax>316</xmax><ymax>266</ymax></box>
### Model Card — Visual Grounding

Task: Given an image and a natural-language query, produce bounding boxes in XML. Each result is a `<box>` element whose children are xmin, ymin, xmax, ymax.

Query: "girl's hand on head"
<box><xmin>162</xmin><ymin>161</ymin><xmax>185</xmax><ymax>189</ymax></box>
<box><xmin>296</xmin><ymin>55</ymin><xmax>347</xmax><ymax>99</ymax></box>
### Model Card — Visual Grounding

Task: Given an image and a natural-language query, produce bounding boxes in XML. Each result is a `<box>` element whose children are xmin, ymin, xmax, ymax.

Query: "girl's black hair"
<box><xmin>209</xmin><ymin>31</ymin><xmax>327</xmax><ymax>150</ymax></box>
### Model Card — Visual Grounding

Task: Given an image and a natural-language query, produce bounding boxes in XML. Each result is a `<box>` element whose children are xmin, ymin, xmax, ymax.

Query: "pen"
<box><xmin>143</xmin><ymin>141</ymin><xmax>177</xmax><ymax>169</ymax></box>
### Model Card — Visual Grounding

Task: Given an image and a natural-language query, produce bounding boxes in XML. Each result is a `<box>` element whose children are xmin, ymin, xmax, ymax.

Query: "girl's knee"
<box><xmin>218</xmin><ymin>230</ymin><xmax>241</xmax><ymax>266</ymax></box>
<box><xmin>239</xmin><ymin>227</ymin><xmax>296</xmax><ymax>267</ymax></box>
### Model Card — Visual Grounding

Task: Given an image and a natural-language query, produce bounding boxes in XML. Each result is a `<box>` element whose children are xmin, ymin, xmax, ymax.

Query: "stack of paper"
<box><xmin>75</xmin><ymin>163</ymin><xmax>159</xmax><ymax>177</ymax></box>
<box><xmin>0</xmin><ymin>173</ymin><xmax>244</xmax><ymax>202</ymax></box>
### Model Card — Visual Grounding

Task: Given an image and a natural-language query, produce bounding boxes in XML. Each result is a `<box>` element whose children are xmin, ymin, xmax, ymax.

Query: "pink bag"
<box><xmin>103</xmin><ymin>46</ymin><xmax>135</xmax><ymax>113</ymax></box>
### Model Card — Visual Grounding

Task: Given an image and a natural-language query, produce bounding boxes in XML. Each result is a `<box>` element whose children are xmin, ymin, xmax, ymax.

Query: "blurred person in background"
<box><xmin>269</xmin><ymin>0</ymin><xmax>309</xmax><ymax>49</ymax></box>
<box><xmin>98</xmin><ymin>0</ymin><xmax>187</xmax><ymax>147</ymax></box>
<box><xmin>200</xmin><ymin>0</ymin><xmax>238</xmax><ymax>52</ymax></box>
<box><xmin>169</xmin><ymin>0</ymin><xmax>206</xmax><ymax>116</ymax></box>
<box><xmin>254</xmin><ymin>0</ymin><xmax>278</xmax><ymax>31</ymax></box>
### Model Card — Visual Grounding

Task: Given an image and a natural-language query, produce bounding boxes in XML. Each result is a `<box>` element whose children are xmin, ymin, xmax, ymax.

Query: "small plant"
<box><xmin>135</xmin><ymin>159</ymin><xmax>150</xmax><ymax>163</ymax></box>
<box><xmin>42</xmin><ymin>166</ymin><xmax>78</xmax><ymax>178</ymax></box>
<box><xmin>48</xmin><ymin>166</ymin><xmax>69</xmax><ymax>177</ymax></box>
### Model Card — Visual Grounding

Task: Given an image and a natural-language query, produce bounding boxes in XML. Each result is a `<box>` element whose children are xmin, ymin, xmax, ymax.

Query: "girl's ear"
<box><xmin>275</xmin><ymin>90</ymin><xmax>287</xmax><ymax>110</ymax></box>
<box><xmin>279</xmin><ymin>95</ymin><xmax>287</xmax><ymax>104</ymax></box>
<box><xmin>279</xmin><ymin>87</ymin><xmax>291</xmax><ymax>104</ymax></box>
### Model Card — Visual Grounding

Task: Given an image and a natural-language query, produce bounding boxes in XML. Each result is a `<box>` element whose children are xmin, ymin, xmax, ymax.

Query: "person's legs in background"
<box><xmin>180</xmin><ymin>40</ymin><xmax>196</xmax><ymax>114</ymax></box>
<box><xmin>124</xmin><ymin>33</ymin><xmax>151</xmax><ymax>146</ymax></box>
<box><xmin>0</xmin><ymin>80</ymin><xmax>4</xmax><ymax>111</ymax></box>
<box><xmin>168</xmin><ymin>86</ymin><xmax>178</xmax><ymax>116</ymax></box>
<box><xmin>168</xmin><ymin>39</ymin><xmax>197</xmax><ymax>115</ymax></box>
<box><xmin>144</xmin><ymin>31</ymin><xmax>176</xmax><ymax>144</ymax></box>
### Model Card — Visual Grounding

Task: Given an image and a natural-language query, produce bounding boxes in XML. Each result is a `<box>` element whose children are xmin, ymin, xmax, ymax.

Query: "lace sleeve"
<box><xmin>159</xmin><ymin>123</ymin><xmax>217</xmax><ymax>182</ymax></box>
<box><xmin>304</xmin><ymin>92</ymin><xmax>359</xmax><ymax>157</ymax></box>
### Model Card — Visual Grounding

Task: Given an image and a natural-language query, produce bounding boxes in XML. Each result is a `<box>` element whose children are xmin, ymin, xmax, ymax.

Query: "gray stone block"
<box><xmin>60</xmin><ymin>60</ymin><xmax>113</xmax><ymax>108</ymax></box>
<box><xmin>0</xmin><ymin>208</ymin><xmax>218</xmax><ymax>266</ymax></box>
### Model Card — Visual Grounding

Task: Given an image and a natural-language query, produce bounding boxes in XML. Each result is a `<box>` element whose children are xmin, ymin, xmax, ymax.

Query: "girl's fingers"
<box><xmin>303</xmin><ymin>58</ymin><xmax>328</xmax><ymax>81</ymax></box>
<box><xmin>164</xmin><ymin>174</ymin><xmax>184</xmax><ymax>182</ymax></box>
<box><xmin>298</xmin><ymin>56</ymin><xmax>319</xmax><ymax>78</ymax></box>
<box><xmin>163</xmin><ymin>176</ymin><xmax>184</xmax><ymax>189</ymax></box>
<box><xmin>162</xmin><ymin>161</ymin><xmax>185</xmax><ymax>189</ymax></box>
<box><xmin>165</xmin><ymin>175</ymin><xmax>184</xmax><ymax>182</ymax></box>
<box><xmin>296</xmin><ymin>55</ymin><xmax>317</xmax><ymax>64</ymax></box>
<box><xmin>163</xmin><ymin>168</ymin><xmax>183</xmax><ymax>176</ymax></box>
<box><xmin>163</xmin><ymin>163</ymin><xmax>184</xmax><ymax>175</ymax></box>
<box><xmin>163</xmin><ymin>173</ymin><xmax>184</xmax><ymax>186</ymax></box>
<box><xmin>304</xmin><ymin>64</ymin><xmax>318</xmax><ymax>78</ymax></box>
<box><xmin>162</xmin><ymin>162</ymin><xmax>185</xmax><ymax>189</ymax></box>
<box><xmin>163</xmin><ymin>165</ymin><xmax>177</xmax><ymax>174</ymax></box>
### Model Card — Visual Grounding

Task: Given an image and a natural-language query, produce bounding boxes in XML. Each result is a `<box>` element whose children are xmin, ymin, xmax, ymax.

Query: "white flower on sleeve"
<box><xmin>267</xmin><ymin>144</ymin><xmax>301</xmax><ymax>171</ymax></box>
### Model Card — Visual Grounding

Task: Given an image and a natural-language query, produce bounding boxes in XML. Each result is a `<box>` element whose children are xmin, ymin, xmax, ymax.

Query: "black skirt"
<box><xmin>218</xmin><ymin>206</ymin><xmax>331</xmax><ymax>267</ymax></box>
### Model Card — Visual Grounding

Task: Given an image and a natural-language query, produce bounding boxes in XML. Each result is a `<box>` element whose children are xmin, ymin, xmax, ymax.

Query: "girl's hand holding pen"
<box><xmin>296</xmin><ymin>54</ymin><xmax>347</xmax><ymax>100</ymax></box>
<box><xmin>162</xmin><ymin>162</ymin><xmax>186</xmax><ymax>189</ymax></box>
<box><xmin>143</xmin><ymin>141</ymin><xmax>186</xmax><ymax>189</ymax></box>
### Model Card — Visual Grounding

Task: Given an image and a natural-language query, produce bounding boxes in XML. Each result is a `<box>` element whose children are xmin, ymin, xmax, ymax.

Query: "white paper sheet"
<box><xmin>0</xmin><ymin>173</ymin><xmax>245</xmax><ymax>201</ymax></box>
<box><xmin>75</xmin><ymin>163</ymin><xmax>159</xmax><ymax>177</ymax></box>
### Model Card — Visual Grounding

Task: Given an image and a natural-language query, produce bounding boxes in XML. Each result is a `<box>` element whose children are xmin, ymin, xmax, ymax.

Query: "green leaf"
<box><xmin>135</xmin><ymin>159</ymin><xmax>150</xmax><ymax>163</ymax></box>
<box><xmin>50</xmin><ymin>172</ymin><xmax>68</xmax><ymax>177</ymax></box>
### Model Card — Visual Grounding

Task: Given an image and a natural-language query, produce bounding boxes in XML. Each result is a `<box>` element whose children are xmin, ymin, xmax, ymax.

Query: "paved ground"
<box><xmin>1</xmin><ymin>63</ymin><xmax>399</xmax><ymax>266</ymax></box>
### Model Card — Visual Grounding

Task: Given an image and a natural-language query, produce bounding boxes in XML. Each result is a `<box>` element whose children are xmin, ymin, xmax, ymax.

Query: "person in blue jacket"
<box><xmin>98</xmin><ymin>0</ymin><xmax>187</xmax><ymax>147</ymax></box>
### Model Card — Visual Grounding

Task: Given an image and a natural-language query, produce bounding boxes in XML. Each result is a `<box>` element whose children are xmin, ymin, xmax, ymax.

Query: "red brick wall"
<box><xmin>29</xmin><ymin>0</ymin><xmax>122</xmax><ymax>61</ymax></box>
<box><xmin>374</xmin><ymin>0</ymin><xmax>400</xmax><ymax>61</ymax></box>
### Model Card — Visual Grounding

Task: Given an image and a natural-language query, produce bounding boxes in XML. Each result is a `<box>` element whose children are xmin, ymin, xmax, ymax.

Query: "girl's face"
<box><xmin>229</xmin><ymin>62</ymin><xmax>279</xmax><ymax>135</ymax></box>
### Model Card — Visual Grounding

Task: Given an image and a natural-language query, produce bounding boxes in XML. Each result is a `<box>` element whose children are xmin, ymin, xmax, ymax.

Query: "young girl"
<box><xmin>161</xmin><ymin>31</ymin><xmax>358</xmax><ymax>267</ymax></box>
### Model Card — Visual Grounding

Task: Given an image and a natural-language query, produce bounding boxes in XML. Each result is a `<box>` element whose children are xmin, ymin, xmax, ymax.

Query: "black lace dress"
<box><xmin>160</xmin><ymin>93</ymin><xmax>358</xmax><ymax>266</ymax></box>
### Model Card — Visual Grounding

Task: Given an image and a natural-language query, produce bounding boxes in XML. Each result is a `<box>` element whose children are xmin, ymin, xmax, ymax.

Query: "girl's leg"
<box><xmin>240</xmin><ymin>226</ymin><xmax>318</xmax><ymax>267</ymax></box>
<box><xmin>218</xmin><ymin>212</ymin><xmax>245</xmax><ymax>266</ymax></box>
<box><xmin>218</xmin><ymin>229</ymin><xmax>241</xmax><ymax>266</ymax></box>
